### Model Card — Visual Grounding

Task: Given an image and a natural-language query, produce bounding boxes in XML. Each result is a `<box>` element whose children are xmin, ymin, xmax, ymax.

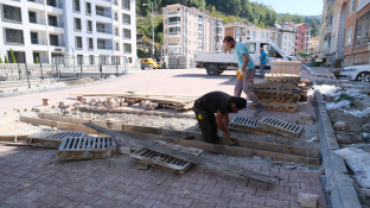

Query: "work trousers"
<box><xmin>260</xmin><ymin>64</ymin><xmax>266</xmax><ymax>77</ymax></box>
<box><xmin>235</xmin><ymin>68</ymin><xmax>259</xmax><ymax>103</ymax></box>
<box><xmin>193</xmin><ymin>106</ymin><xmax>219</xmax><ymax>144</ymax></box>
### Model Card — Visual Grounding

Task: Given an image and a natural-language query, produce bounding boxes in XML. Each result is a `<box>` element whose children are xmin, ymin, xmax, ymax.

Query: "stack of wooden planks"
<box><xmin>253</xmin><ymin>82</ymin><xmax>301</xmax><ymax>112</ymax></box>
<box><xmin>71</xmin><ymin>92</ymin><xmax>197</xmax><ymax>112</ymax></box>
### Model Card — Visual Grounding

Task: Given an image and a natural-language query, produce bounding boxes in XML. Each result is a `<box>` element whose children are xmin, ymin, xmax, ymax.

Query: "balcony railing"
<box><xmin>50</xmin><ymin>41</ymin><xmax>65</xmax><ymax>47</ymax></box>
<box><xmin>31</xmin><ymin>38</ymin><xmax>47</xmax><ymax>45</ymax></box>
<box><xmin>96</xmin><ymin>10</ymin><xmax>111</xmax><ymax>18</ymax></box>
<box><xmin>29</xmin><ymin>17</ymin><xmax>46</xmax><ymax>25</ymax></box>
<box><xmin>48</xmin><ymin>20</ymin><xmax>64</xmax><ymax>28</ymax></box>
<box><xmin>168</xmin><ymin>52</ymin><xmax>180</xmax><ymax>55</ymax></box>
<box><xmin>47</xmin><ymin>0</ymin><xmax>63</xmax><ymax>8</ymax></box>
<box><xmin>28</xmin><ymin>0</ymin><xmax>44</xmax><ymax>4</ymax></box>
<box><xmin>168</xmin><ymin>32</ymin><xmax>181</xmax><ymax>36</ymax></box>
<box><xmin>169</xmin><ymin>21</ymin><xmax>181</xmax><ymax>25</ymax></box>
<box><xmin>168</xmin><ymin>42</ymin><xmax>180</xmax><ymax>45</ymax></box>
<box><xmin>3</xmin><ymin>13</ymin><xmax>22</xmax><ymax>23</ymax></box>
<box><xmin>98</xmin><ymin>44</ymin><xmax>113</xmax><ymax>50</ymax></box>
<box><xmin>5</xmin><ymin>37</ymin><xmax>23</xmax><ymax>44</ymax></box>
<box><xmin>217</xmin><ymin>21</ymin><xmax>223</xmax><ymax>25</ymax></box>
<box><xmin>168</xmin><ymin>11</ymin><xmax>180</xmax><ymax>16</ymax></box>
<box><xmin>355</xmin><ymin>37</ymin><xmax>370</xmax><ymax>47</ymax></box>
<box><xmin>97</xmin><ymin>28</ymin><xmax>112</xmax><ymax>34</ymax></box>
<box><xmin>198</xmin><ymin>19</ymin><xmax>204</xmax><ymax>24</ymax></box>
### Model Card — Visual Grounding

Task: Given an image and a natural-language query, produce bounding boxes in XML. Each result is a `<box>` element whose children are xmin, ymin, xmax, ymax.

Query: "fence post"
<box><xmin>100</xmin><ymin>64</ymin><xmax>103</xmax><ymax>79</ymax></box>
<box><xmin>40</xmin><ymin>63</ymin><xmax>44</xmax><ymax>80</ymax></box>
<box><xmin>25</xmin><ymin>63</ymin><xmax>31</xmax><ymax>88</ymax></box>
<box><xmin>116</xmin><ymin>62</ymin><xmax>119</xmax><ymax>76</ymax></box>
<box><xmin>56</xmin><ymin>59</ymin><xmax>60</xmax><ymax>82</ymax></box>
<box><xmin>80</xmin><ymin>63</ymin><xmax>83</xmax><ymax>77</ymax></box>
<box><xmin>18</xmin><ymin>63</ymin><xmax>21</xmax><ymax>80</ymax></box>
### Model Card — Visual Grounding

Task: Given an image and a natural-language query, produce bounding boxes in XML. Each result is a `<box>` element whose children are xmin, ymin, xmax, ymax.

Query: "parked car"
<box><xmin>339</xmin><ymin>65</ymin><xmax>370</xmax><ymax>82</ymax></box>
<box><xmin>140</xmin><ymin>57</ymin><xmax>162</xmax><ymax>70</ymax></box>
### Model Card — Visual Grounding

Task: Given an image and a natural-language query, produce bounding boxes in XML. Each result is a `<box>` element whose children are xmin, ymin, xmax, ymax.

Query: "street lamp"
<box><xmin>142</xmin><ymin>3</ymin><xmax>154</xmax><ymax>57</ymax></box>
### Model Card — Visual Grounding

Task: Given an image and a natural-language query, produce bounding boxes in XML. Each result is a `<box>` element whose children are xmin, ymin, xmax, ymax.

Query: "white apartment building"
<box><xmin>0</xmin><ymin>0</ymin><xmax>136</xmax><ymax>64</ymax></box>
<box><xmin>223</xmin><ymin>22</ymin><xmax>278</xmax><ymax>44</ymax></box>
<box><xmin>162</xmin><ymin>4</ymin><xmax>223</xmax><ymax>57</ymax></box>
<box><xmin>272</xmin><ymin>23</ymin><xmax>298</xmax><ymax>56</ymax></box>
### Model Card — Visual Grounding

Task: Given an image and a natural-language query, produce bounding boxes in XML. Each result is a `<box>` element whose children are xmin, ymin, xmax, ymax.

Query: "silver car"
<box><xmin>340</xmin><ymin>65</ymin><xmax>370</xmax><ymax>82</ymax></box>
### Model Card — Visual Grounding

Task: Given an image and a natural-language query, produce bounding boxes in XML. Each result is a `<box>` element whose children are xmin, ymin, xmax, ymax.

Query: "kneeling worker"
<box><xmin>193</xmin><ymin>91</ymin><xmax>247</xmax><ymax>144</ymax></box>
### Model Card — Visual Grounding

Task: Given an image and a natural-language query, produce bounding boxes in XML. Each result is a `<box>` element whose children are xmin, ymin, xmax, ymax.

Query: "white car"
<box><xmin>340</xmin><ymin>65</ymin><xmax>370</xmax><ymax>82</ymax></box>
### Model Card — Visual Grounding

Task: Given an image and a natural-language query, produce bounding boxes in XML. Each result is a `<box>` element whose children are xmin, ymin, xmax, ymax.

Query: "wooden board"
<box><xmin>85</xmin><ymin>123</ymin><xmax>276</xmax><ymax>184</ymax></box>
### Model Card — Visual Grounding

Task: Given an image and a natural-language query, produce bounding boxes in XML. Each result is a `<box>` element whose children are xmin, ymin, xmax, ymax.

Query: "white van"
<box><xmin>194</xmin><ymin>40</ymin><xmax>297</xmax><ymax>75</ymax></box>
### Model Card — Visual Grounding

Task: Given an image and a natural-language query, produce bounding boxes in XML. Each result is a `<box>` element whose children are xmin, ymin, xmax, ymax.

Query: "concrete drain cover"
<box><xmin>258</xmin><ymin>117</ymin><xmax>303</xmax><ymax>139</ymax></box>
<box><xmin>57</xmin><ymin>137</ymin><xmax>116</xmax><ymax>160</ymax></box>
<box><xmin>130</xmin><ymin>148</ymin><xmax>193</xmax><ymax>174</ymax></box>
<box><xmin>229</xmin><ymin>116</ymin><xmax>268</xmax><ymax>134</ymax></box>
<box><xmin>27</xmin><ymin>129</ymin><xmax>87</xmax><ymax>148</ymax></box>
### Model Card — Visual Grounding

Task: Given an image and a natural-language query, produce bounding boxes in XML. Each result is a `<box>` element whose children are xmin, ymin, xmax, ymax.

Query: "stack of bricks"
<box><xmin>264</xmin><ymin>61</ymin><xmax>301</xmax><ymax>82</ymax></box>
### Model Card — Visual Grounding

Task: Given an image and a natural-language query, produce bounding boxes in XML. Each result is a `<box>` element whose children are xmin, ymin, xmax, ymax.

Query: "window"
<box><xmin>89</xmin><ymin>55</ymin><xmax>95</xmax><ymax>65</ymax></box>
<box><xmin>253</xmin><ymin>31</ymin><xmax>256</xmax><ymax>37</ymax></box>
<box><xmin>29</xmin><ymin>11</ymin><xmax>36</xmax><ymax>23</ymax></box>
<box><xmin>75</xmin><ymin>18</ymin><xmax>82</xmax><ymax>31</ymax></box>
<box><xmin>122</xmin><ymin>14</ymin><xmax>131</xmax><ymax>24</ymax></box>
<box><xmin>31</xmin><ymin>32</ymin><xmax>38</xmax><ymax>44</ymax></box>
<box><xmin>189</xmin><ymin>50</ymin><xmax>191</xmax><ymax>54</ymax></box>
<box><xmin>194</xmin><ymin>23</ymin><xmax>197</xmax><ymax>27</ymax></box>
<box><xmin>77</xmin><ymin>55</ymin><xmax>83</xmax><ymax>65</ymax></box>
<box><xmin>123</xmin><ymin>29</ymin><xmax>131</xmax><ymax>39</ymax></box>
<box><xmin>194</xmin><ymin>32</ymin><xmax>197</xmax><ymax>36</ymax></box>
<box><xmin>115</xmin><ymin>13</ymin><xmax>118</xmax><ymax>21</ymax></box>
<box><xmin>88</xmin><ymin>38</ymin><xmax>93</xmax><ymax>50</ymax></box>
<box><xmin>48</xmin><ymin>15</ymin><xmax>57</xmax><ymax>26</ymax></box>
<box><xmin>3</xmin><ymin>5</ymin><xmax>21</xmax><ymax>22</ymax></box>
<box><xmin>5</xmin><ymin>29</ymin><xmax>23</xmax><ymax>44</ymax></box>
<box><xmin>122</xmin><ymin>0</ymin><xmax>130</xmax><ymax>10</ymax></box>
<box><xmin>115</xmin><ymin>43</ymin><xmax>120</xmax><ymax>51</ymax></box>
<box><xmin>74</xmin><ymin>0</ymin><xmax>80</xmax><ymax>12</ymax></box>
<box><xmin>189</xmin><ymin>31</ymin><xmax>191</xmax><ymax>36</ymax></box>
<box><xmin>124</xmin><ymin>43</ymin><xmax>132</xmax><ymax>53</ymax></box>
<box><xmin>245</xmin><ymin>43</ymin><xmax>256</xmax><ymax>54</ymax></box>
<box><xmin>8</xmin><ymin>51</ymin><xmax>25</xmax><ymax>63</ymax></box>
<box><xmin>33</xmin><ymin>52</ymin><xmax>40</xmax><ymax>63</ymax></box>
<box><xmin>87</xmin><ymin>20</ymin><xmax>92</xmax><ymax>32</ymax></box>
<box><xmin>165</xmin><ymin>39</ymin><xmax>169</xmax><ymax>44</ymax></box>
<box><xmin>115</xmin><ymin>28</ymin><xmax>119</xmax><ymax>36</ymax></box>
<box><xmin>49</xmin><ymin>35</ymin><xmax>59</xmax><ymax>46</ymax></box>
<box><xmin>128</xmin><ymin>57</ymin><xmax>132</xmax><ymax>63</ymax></box>
<box><xmin>350</xmin><ymin>0</ymin><xmax>355</xmax><ymax>13</ymax></box>
<box><xmin>76</xmin><ymin>37</ymin><xmax>82</xmax><ymax>49</ymax></box>
<box><xmin>86</xmin><ymin>2</ymin><xmax>91</xmax><ymax>15</ymax></box>
<box><xmin>346</xmin><ymin>28</ymin><xmax>352</xmax><ymax>46</ymax></box>
<box><xmin>242</xmin><ymin>29</ymin><xmax>246</xmax><ymax>35</ymax></box>
<box><xmin>355</xmin><ymin>10</ymin><xmax>370</xmax><ymax>45</ymax></box>
<box><xmin>261</xmin><ymin>32</ymin><xmax>264</xmax><ymax>37</ymax></box>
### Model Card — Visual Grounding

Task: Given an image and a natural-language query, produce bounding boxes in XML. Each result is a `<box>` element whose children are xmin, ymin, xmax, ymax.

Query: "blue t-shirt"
<box><xmin>232</xmin><ymin>42</ymin><xmax>255</xmax><ymax>70</ymax></box>
<box><xmin>260</xmin><ymin>51</ymin><xmax>267</xmax><ymax>64</ymax></box>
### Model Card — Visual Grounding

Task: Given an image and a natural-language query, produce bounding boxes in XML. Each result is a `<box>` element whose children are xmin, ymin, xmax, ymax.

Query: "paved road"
<box><xmin>0</xmin><ymin>68</ymin><xmax>329</xmax><ymax>114</ymax></box>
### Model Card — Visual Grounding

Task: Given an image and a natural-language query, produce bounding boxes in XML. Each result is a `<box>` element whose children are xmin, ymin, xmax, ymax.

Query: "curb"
<box><xmin>304</xmin><ymin>65</ymin><xmax>336</xmax><ymax>79</ymax></box>
<box><xmin>0</xmin><ymin>74</ymin><xmax>130</xmax><ymax>99</ymax></box>
<box><xmin>313</xmin><ymin>80</ymin><xmax>361</xmax><ymax>208</ymax></box>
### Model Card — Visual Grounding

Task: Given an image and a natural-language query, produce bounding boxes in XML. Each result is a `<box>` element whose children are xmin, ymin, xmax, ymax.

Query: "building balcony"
<box><xmin>28</xmin><ymin>0</ymin><xmax>44</xmax><ymax>5</ymax></box>
<box><xmin>169</xmin><ymin>20</ymin><xmax>181</xmax><ymax>25</ymax></box>
<box><xmin>168</xmin><ymin>11</ymin><xmax>181</xmax><ymax>17</ymax></box>
<box><xmin>324</xmin><ymin>26</ymin><xmax>332</xmax><ymax>36</ymax></box>
<box><xmin>198</xmin><ymin>19</ymin><xmax>204</xmax><ymax>24</ymax></box>
<box><xmin>355</xmin><ymin>37</ymin><xmax>370</xmax><ymax>47</ymax></box>
<box><xmin>98</xmin><ymin>44</ymin><xmax>113</xmax><ymax>50</ymax></box>
<box><xmin>168</xmin><ymin>32</ymin><xmax>181</xmax><ymax>37</ymax></box>
<box><xmin>96</xmin><ymin>10</ymin><xmax>111</xmax><ymax>18</ymax></box>
<box><xmin>326</xmin><ymin>0</ymin><xmax>335</xmax><ymax>8</ymax></box>
<box><xmin>217</xmin><ymin>30</ymin><xmax>223</xmax><ymax>35</ymax></box>
<box><xmin>48</xmin><ymin>20</ymin><xmax>64</xmax><ymax>28</ymax></box>
<box><xmin>50</xmin><ymin>41</ymin><xmax>65</xmax><ymax>47</ymax></box>
<box><xmin>31</xmin><ymin>38</ymin><xmax>47</xmax><ymax>45</ymax></box>
<box><xmin>46</xmin><ymin>0</ymin><xmax>63</xmax><ymax>8</ymax></box>
<box><xmin>168</xmin><ymin>42</ymin><xmax>180</xmax><ymax>46</ymax></box>
<box><xmin>29</xmin><ymin>17</ymin><xmax>46</xmax><ymax>25</ymax></box>
<box><xmin>97</xmin><ymin>28</ymin><xmax>112</xmax><ymax>34</ymax></box>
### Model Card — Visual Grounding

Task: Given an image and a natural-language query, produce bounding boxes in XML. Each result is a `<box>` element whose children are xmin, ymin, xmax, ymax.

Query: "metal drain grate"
<box><xmin>229</xmin><ymin>116</ymin><xmax>268</xmax><ymax>134</ymax></box>
<box><xmin>130</xmin><ymin>148</ymin><xmax>193</xmax><ymax>174</ymax></box>
<box><xmin>258</xmin><ymin>117</ymin><xmax>303</xmax><ymax>139</ymax></box>
<box><xmin>57</xmin><ymin>137</ymin><xmax>116</xmax><ymax>160</ymax></box>
<box><xmin>26</xmin><ymin>129</ymin><xmax>87</xmax><ymax>148</ymax></box>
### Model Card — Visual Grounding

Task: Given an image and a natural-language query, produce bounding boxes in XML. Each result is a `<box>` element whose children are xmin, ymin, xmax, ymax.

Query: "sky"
<box><xmin>251</xmin><ymin>0</ymin><xmax>323</xmax><ymax>16</ymax></box>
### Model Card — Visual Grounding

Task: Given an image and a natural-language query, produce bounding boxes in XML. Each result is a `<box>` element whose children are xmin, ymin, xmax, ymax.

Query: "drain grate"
<box><xmin>57</xmin><ymin>137</ymin><xmax>116</xmax><ymax>160</ymax></box>
<box><xmin>258</xmin><ymin>117</ymin><xmax>303</xmax><ymax>139</ymax></box>
<box><xmin>130</xmin><ymin>148</ymin><xmax>193</xmax><ymax>174</ymax></box>
<box><xmin>26</xmin><ymin>129</ymin><xmax>87</xmax><ymax>148</ymax></box>
<box><xmin>229</xmin><ymin>116</ymin><xmax>268</xmax><ymax>134</ymax></box>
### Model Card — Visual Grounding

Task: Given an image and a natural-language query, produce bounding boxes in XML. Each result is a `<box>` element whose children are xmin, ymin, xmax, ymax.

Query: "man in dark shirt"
<box><xmin>193</xmin><ymin>91</ymin><xmax>247</xmax><ymax>144</ymax></box>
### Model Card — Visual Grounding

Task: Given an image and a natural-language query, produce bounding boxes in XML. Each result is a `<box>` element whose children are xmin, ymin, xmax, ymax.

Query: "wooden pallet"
<box><xmin>253</xmin><ymin>82</ymin><xmax>299</xmax><ymax>89</ymax></box>
<box><xmin>254</xmin><ymin>88</ymin><xmax>300</xmax><ymax>94</ymax></box>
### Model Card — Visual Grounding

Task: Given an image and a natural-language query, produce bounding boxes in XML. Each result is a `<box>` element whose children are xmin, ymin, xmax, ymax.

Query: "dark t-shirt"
<box><xmin>194</xmin><ymin>91</ymin><xmax>231</xmax><ymax>114</ymax></box>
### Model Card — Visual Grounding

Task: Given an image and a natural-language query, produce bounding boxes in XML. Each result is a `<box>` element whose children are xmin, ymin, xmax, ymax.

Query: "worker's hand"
<box><xmin>236</xmin><ymin>70</ymin><xmax>240</xmax><ymax>76</ymax></box>
<box><xmin>237</xmin><ymin>74</ymin><xmax>244</xmax><ymax>80</ymax></box>
<box><xmin>223</xmin><ymin>132</ymin><xmax>231</xmax><ymax>141</ymax></box>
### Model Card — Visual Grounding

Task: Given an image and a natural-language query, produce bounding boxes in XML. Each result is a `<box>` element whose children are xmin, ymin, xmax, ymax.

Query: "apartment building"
<box><xmin>294</xmin><ymin>23</ymin><xmax>312</xmax><ymax>53</ymax></box>
<box><xmin>272</xmin><ymin>23</ymin><xmax>298</xmax><ymax>56</ymax></box>
<box><xmin>223</xmin><ymin>22</ymin><xmax>278</xmax><ymax>44</ymax></box>
<box><xmin>162</xmin><ymin>4</ymin><xmax>223</xmax><ymax>56</ymax></box>
<box><xmin>0</xmin><ymin>0</ymin><xmax>136</xmax><ymax>64</ymax></box>
<box><xmin>343</xmin><ymin>0</ymin><xmax>370</xmax><ymax>66</ymax></box>
<box><xmin>309</xmin><ymin>36</ymin><xmax>320</xmax><ymax>54</ymax></box>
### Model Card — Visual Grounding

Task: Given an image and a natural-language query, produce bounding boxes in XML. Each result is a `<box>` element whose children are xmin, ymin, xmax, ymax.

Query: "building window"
<box><xmin>123</xmin><ymin>29</ymin><xmax>131</xmax><ymax>39</ymax></box>
<box><xmin>5</xmin><ymin>29</ymin><xmax>23</xmax><ymax>44</ymax></box>
<box><xmin>124</xmin><ymin>43</ymin><xmax>132</xmax><ymax>53</ymax></box>
<box><xmin>7</xmin><ymin>51</ymin><xmax>25</xmax><ymax>63</ymax></box>
<box><xmin>122</xmin><ymin>14</ymin><xmax>131</xmax><ymax>24</ymax></box>
<box><xmin>74</xmin><ymin>0</ymin><xmax>80</xmax><ymax>12</ymax></box>
<box><xmin>86</xmin><ymin>2</ymin><xmax>91</xmax><ymax>15</ymax></box>
<box><xmin>115</xmin><ymin>13</ymin><xmax>118</xmax><ymax>21</ymax></box>
<box><xmin>76</xmin><ymin>37</ymin><xmax>82</xmax><ymax>49</ymax></box>
<box><xmin>3</xmin><ymin>5</ymin><xmax>22</xmax><ymax>22</ymax></box>
<box><xmin>89</xmin><ymin>55</ymin><xmax>95</xmax><ymax>65</ymax></box>
<box><xmin>350</xmin><ymin>0</ymin><xmax>355</xmax><ymax>13</ymax></box>
<box><xmin>75</xmin><ymin>18</ymin><xmax>82</xmax><ymax>31</ymax></box>
<box><xmin>87</xmin><ymin>20</ymin><xmax>92</xmax><ymax>32</ymax></box>
<box><xmin>346</xmin><ymin>28</ymin><xmax>352</xmax><ymax>46</ymax></box>
<box><xmin>115</xmin><ymin>43</ymin><xmax>120</xmax><ymax>51</ymax></box>
<box><xmin>77</xmin><ymin>55</ymin><xmax>83</xmax><ymax>65</ymax></box>
<box><xmin>88</xmin><ymin>38</ymin><xmax>93</xmax><ymax>50</ymax></box>
<box><xmin>115</xmin><ymin>28</ymin><xmax>119</xmax><ymax>36</ymax></box>
<box><xmin>50</xmin><ymin>34</ymin><xmax>59</xmax><ymax>46</ymax></box>
<box><xmin>261</xmin><ymin>32</ymin><xmax>264</xmax><ymax>37</ymax></box>
<box><xmin>165</xmin><ymin>39</ymin><xmax>169</xmax><ymax>44</ymax></box>
<box><xmin>355</xmin><ymin>11</ymin><xmax>370</xmax><ymax>45</ymax></box>
<box><xmin>122</xmin><ymin>0</ymin><xmax>130</xmax><ymax>10</ymax></box>
<box><xmin>253</xmin><ymin>31</ymin><xmax>256</xmax><ymax>37</ymax></box>
<box><xmin>29</xmin><ymin>11</ymin><xmax>37</xmax><ymax>23</ymax></box>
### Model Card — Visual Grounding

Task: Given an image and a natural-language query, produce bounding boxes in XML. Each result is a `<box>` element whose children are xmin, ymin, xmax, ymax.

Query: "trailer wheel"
<box><xmin>206</xmin><ymin>64</ymin><xmax>219</xmax><ymax>76</ymax></box>
<box><xmin>217</xmin><ymin>70</ymin><xmax>224</xmax><ymax>75</ymax></box>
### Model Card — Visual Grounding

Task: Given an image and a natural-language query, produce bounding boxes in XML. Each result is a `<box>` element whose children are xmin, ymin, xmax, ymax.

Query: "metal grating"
<box><xmin>229</xmin><ymin>116</ymin><xmax>268</xmax><ymax>134</ymax></box>
<box><xmin>57</xmin><ymin>137</ymin><xmax>116</xmax><ymax>160</ymax></box>
<box><xmin>258</xmin><ymin>117</ymin><xmax>303</xmax><ymax>139</ymax></box>
<box><xmin>26</xmin><ymin>129</ymin><xmax>86</xmax><ymax>148</ymax></box>
<box><xmin>130</xmin><ymin>148</ymin><xmax>193</xmax><ymax>174</ymax></box>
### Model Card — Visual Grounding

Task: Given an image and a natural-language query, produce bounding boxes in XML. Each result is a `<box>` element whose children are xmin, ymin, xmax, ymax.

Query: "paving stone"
<box><xmin>201</xmin><ymin>185</ymin><xmax>224</xmax><ymax>197</ymax></box>
<box><xmin>278</xmin><ymin>191</ymin><xmax>297</xmax><ymax>201</ymax></box>
<box><xmin>228</xmin><ymin>200</ymin><xmax>253</xmax><ymax>208</ymax></box>
<box><xmin>221</xmin><ymin>190</ymin><xmax>244</xmax><ymax>202</ymax></box>
<box><xmin>207</xmin><ymin>195</ymin><xmax>231</xmax><ymax>206</ymax></box>
<box><xmin>97</xmin><ymin>180</ymin><xmax>120</xmax><ymax>190</ymax></box>
<box><xmin>243</xmin><ymin>194</ymin><xmax>266</xmax><ymax>206</ymax></box>
<box><xmin>130</xmin><ymin>196</ymin><xmax>156</xmax><ymax>208</ymax></box>
<box><xmin>152</xmin><ymin>201</ymin><xmax>183</xmax><ymax>208</ymax></box>
<box><xmin>255</xmin><ymin>189</ymin><xmax>278</xmax><ymax>200</ymax></box>
<box><xmin>146</xmin><ymin>183</ymin><xmax>171</xmax><ymax>194</ymax></box>
<box><xmin>112</xmin><ymin>176</ymin><xmax>135</xmax><ymax>185</ymax></box>
<box><xmin>59</xmin><ymin>189</ymin><xmax>83</xmax><ymax>201</ymax></box>
<box><xmin>190</xmin><ymin>200</ymin><xmax>217</xmax><ymax>208</ymax></box>
<box><xmin>265</xmin><ymin>197</ymin><xmax>289</xmax><ymax>207</ymax></box>
<box><xmin>148</xmin><ymin>191</ymin><xmax>173</xmax><ymax>204</ymax></box>
<box><xmin>20</xmin><ymin>189</ymin><xmax>46</xmax><ymax>201</ymax></box>
<box><xmin>248</xmin><ymin>180</ymin><xmax>269</xmax><ymax>190</ymax></box>
<box><xmin>235</xmin><ymin>184</ymin><xmax>257</xmax><ymax>196</ymax></box>
<box><xmin>131</xmin><ymin>188</ymin><xmax>153</xmax><ymax>198</ymax></box>
<box><xmin>182</xmin><ymin>182</ymin><xmax>204</xmax><ymax>192</ymax></box>
<box><xmin>80</xmin><ymin>184</ymin><xmax>102</xmax><ymax>195</ymax></box>
<box><xmin>93</xmin><ymin>188</ymin><xmax>119</xmax><ymax>199</ymax></box>
<box><xmin>92</xmin><ymin>198</ymin><xmax>118</xmax><ymax>208</ymax></box>
<box><xmin>215</xmin><ymin>181</ymin><xmax>236</xmax><ymax>191</ymax></box>
<box><xmin>75</xmin><ymin>193</ymin><xmax>101</xmax><ymax>205</ymax></box>
<box><xmin>170</xmin><ymin>195</ymin><xmax>194</xmax><ymax>208</ymax></box>
<box><xmin>111</xmin><ymin>192</ymin><xmax>137</xmax><ymax>203</ymax></box>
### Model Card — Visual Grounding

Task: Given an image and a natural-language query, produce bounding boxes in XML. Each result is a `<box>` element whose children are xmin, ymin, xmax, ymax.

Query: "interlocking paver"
<box><xmin>20</xmin><ymin>189</ymin><xmax>46</xmax><ymax>201</ymax></box>
<box><xmin>152</xmin><ymin>201</ymin><xmax>183</xmax><ymax>208</ymax></box>
<box><xmin>130</xmin><ymin>196</ymin><xmax>156</xmax><ymax>208</ymax></box>
<box><xmin>190</xmin><ymin>200</ymin><xmax>217</xmax><ymax>208</ymax></box>
<box><xmin>131</xmin><ymin>188</ymin><xmax>153</xmax><ymax>198</ymax></box>
<box><xmin>170</xmin><ymin>195</ymin><xmax>194</xmax><ymax>208</ymax></box>
<box><xmin>201</xmin><ymin>185</ymin><xmax>224</xmax><ymax>197</ymax></box>
<box><xmin>243</xmin><ymin>194</ymin><xmax>266</xmax><ymax>206</ymax></box>
<box><xmin>255</xmin><ymin>189</ymin><xmax>278</xmax><ymax>200</ymax></box>
<box><xmin>111</xmin><ymin>192</ymin><xmax>137</xmax><ymax>203</ymax></box>
<box><xmin>148</xmin><ymin>191</ymin><xmax>174</xmax><ymax>204</ymax></box>
<box><xmin>92</xmin><ymin>198</ymin><xmax>118</xmax><ymax>208</ymax></box>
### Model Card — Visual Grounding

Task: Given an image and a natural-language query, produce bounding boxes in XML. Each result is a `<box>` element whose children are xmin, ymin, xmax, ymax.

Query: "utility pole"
<box><xmin>143</xmin><ymin>3</ymin><xmax>155</xmax><ymax>56</ymax></box>
<box><xmin>203</xmin><ymin>0</ymin><xmax>205</xmax><ymax>51</ymax></box>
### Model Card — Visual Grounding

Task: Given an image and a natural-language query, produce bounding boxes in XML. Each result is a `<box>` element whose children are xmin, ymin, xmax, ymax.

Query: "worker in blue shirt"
<box><xmin>223</xmin><ymin>36</ymin><xmax>264</xmax><ymax>116</ymax></box>
<box><xmin>260</xmin><ymin>47</ymin><xmax>267</xmax><ymax>77</ymax></box>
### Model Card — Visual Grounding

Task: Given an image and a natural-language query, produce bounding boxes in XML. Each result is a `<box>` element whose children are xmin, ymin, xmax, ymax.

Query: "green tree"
<box><xmin>4</xmin><ymin>56</ymin><xmax>8</xmax><ymax>63</ymax></box>
<box><xmin>36</xmin><ymin>56</ymin><xmax>39</xmax><ymax>64</ymax></box>
<box><xmin>0</xmin><ymin>57</ymin><xmax>2</xmax><ymax>63</ymax></box>
<box><xmin>10</xmin><ymin>48</ymin><xmax>16</xmax><ymax>63</ymax></box>
<box><xmin>310</xmin><ymin>17</ymin><xmax>320</xmax><ymax>36</ymax></box>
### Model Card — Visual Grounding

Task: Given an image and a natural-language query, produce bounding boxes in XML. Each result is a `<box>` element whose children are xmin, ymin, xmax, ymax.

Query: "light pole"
<box><xmin>202</xmin><ymin>0</ymin><xmax>205</xmax><ymax>51</ymax></box>
<box><xmin>143</xmin><ymin>3</ymin><xmax>154</xmax><ymax>56</ymax></box>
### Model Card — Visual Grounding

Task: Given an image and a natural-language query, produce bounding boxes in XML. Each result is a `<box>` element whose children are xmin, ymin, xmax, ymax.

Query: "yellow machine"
<box><xmin>140</xmin><ymin>57</ymin><xmax>161</xmax><ymax>70</ymax></box>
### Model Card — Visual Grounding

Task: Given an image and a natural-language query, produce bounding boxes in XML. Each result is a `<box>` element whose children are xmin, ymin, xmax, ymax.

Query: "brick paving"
<box><xmin>0</xmin><ymin>144</ymin><xmax>327</xmax><ymax>208</ymax></box>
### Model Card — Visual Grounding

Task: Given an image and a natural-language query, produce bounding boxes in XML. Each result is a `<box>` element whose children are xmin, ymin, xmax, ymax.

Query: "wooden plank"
<box><xmin>85</xmin><ymin>123</ymin><xmax>276</xmax><ymax>184</ymax></box>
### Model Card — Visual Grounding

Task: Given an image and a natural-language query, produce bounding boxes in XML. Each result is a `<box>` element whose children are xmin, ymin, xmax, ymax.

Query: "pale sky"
<box><xmin>251</xmin><ymin>0</ymin><xmax>323</xmax><ymax>16</ymax></box>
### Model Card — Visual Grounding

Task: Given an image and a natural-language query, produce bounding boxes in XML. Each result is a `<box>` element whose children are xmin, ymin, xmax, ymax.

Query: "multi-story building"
<box><xmin>309</xmin><ymin>36</ymin><xmax>320</xmax><ymax>54</ymax></box>
<box><xmin>272</xmin><ymin>23</ymin><xmax>298</xmax><ymax>56</ymax></box>
<box><xmin>343</xmin><ymin>0</ymin><xmax>370</xmax><ymax>66</ymax></box>
<box><xmin>223</xmin><ymin>22</ymin><xmax>278</xmax><ymax>44</ymax></box>
<box><xmin>0</xmin><ymin>0</ymin><xmax>137</xmax><ymax>64</ymax></box>
<box><xmin>162</xmin><ymin>4</ymin><xmax>223</xmax><ymax>56</ymax></box>
<box><xmin>294</xmin><ymin>23</ymin><xmax>312</xmax><ymax>53</ymax></box>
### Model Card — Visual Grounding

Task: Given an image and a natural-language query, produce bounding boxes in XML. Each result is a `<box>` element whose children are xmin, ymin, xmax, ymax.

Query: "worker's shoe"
<box><xmin>254</xmin><ymin>103</ymin><xmax>264</xmax><ymax>116</ymax></box>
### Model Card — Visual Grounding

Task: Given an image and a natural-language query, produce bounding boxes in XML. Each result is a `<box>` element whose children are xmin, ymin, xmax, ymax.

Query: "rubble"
<box><xmin>298</xmin><ymin>193</ymin><xmax>319</xmax><ymax>208</ymax></box>
<box><xmin>333</xmin><ymin>121</ymin><xmax>347</xmax><ymax>131</ymax></box>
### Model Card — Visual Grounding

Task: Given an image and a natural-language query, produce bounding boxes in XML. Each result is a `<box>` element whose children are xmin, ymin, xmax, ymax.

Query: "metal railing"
<box><xmin>98</xmin><ymin>44</ymin><xmax>112</xmax><ymax>50</ymax></box>
<box><xmin>50</xmin><ymin>41</ymin><xmax>65</xmax><ymax>47</ymax></box>
<box><xmin>96</xmin><ymin>10</ymin><xmax>111</xmax><ymax>18</ymax></box>
<box><xmin>169</xmin><ymin>21</ymin><xmax>181</xmax><ymax>25</ymax></box>
<box><xmin>29</xmin><ymin>17</ymin><xmax>46</xmax><ymax>25</ymax></box>
<box><xmin>169</xmin><ymin>42</ymin><xmax>180</xmax><ymax>45</ymax></box>
<box><xmin>355</xmin><ymin>37</ymin><xmax>370</xmax><ymax>47</ymax></box>
<box><xmin>28</xmin><ymin>0</ymin><xmax>44</xmax><ymax>4</ymax></box>
<box><xmin>97</xmin><ymin>28</ymin><xmax>112</xmax><ymax>34</ymax></box>
<box><xmin>48</xmin><ymin>20</ymin><xmax>64</xmax><ymax>28</ymax></box>
<box><xmin>31</xmin><ymin>38</ymin><xmax>48</xmax><ymax>45</ymax></box>
<box><xmin>169</xmin><ymin>32</ymin><xmax>181</xmax><ymax>36</ymax></box>
<box><xmin>3</xmin><ymin>13</ymin><xmax>22</xmax><ymax>23</ymax></box>
<box><xmin>5</xmin><ymin>37</ymin><xmax>23</xmax><ymax>44</ymax></box>
<box><xmin>47</xmin><ymin>0</ymin><xmax>63</xmax><ymax>8</ymax></box>
<box><xmin>168</xmin><ymin>11</ymin><xmax>180</xmax><ymax>16</ymax></box>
